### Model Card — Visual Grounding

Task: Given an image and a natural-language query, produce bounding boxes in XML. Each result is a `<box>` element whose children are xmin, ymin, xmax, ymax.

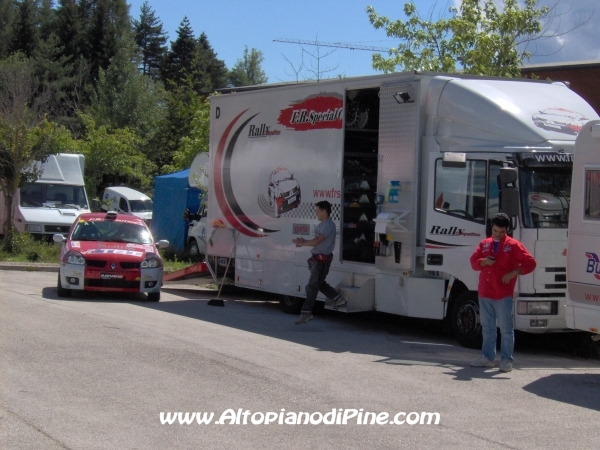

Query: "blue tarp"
<box><xmin>152</xmin><ymin>169</ymin><xmax>201</xmax><ymax>252</ymax></box>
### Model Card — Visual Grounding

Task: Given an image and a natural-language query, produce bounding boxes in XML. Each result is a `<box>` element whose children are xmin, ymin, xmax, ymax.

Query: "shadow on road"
<box><xmin>522</xmin><ymin>374</ymin><xmax>600</xmax><ymax>411</ymax></box>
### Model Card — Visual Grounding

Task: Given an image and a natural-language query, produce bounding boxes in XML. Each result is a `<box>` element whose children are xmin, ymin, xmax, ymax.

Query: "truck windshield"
<box><xmin>519</xmin><ymin>166</ymin><xmax>571</xmax><ymax>228</ymax></box>
<box><xmin>20</xmin><ymin>184</ymin><xmax>88</xmax><ymax>209</ymax></box>
<box><xmin>129</xmin><ymin>199</ymin><xmax>153</xmax><ymax>212</ymax></box>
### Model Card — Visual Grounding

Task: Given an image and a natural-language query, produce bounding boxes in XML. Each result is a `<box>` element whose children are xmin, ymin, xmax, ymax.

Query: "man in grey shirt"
<box><xmin>292</xmin><ymin>200</ymin><xmax>346</xmax><ymax>324</ymax></box>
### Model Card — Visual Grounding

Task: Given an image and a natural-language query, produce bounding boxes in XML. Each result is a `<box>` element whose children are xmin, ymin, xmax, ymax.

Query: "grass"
<box><xmin>0</xmin><ymin>233</ymin><xmax>195</xmax><ymax>273</ymax></box>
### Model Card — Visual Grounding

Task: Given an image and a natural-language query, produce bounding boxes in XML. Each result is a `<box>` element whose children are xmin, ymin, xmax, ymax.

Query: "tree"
<box><xmin>133</xmin><ymin>1</ymin><xmax>167</xmax><ymax>80</ymax></box>
<box><xmin>87</xmin><ymin>0</ymin><xmax>131</xmax><ymax>82</ymax></box>
<box><xmin>228</xmin><ymin>46</ymin><xmax>267</xmax><ymax>87</ymax></box>
<box><xmin>87</xmin><ymin>35</ymin><xmax>166</xmax><ymax>141</ymax></box>
<box><xmin>367</xmin><ymin>0</ymin><xmax>554</xmax><ymax>77</ymax></box>
<box><xmin>162</xmin><ymin>96</ymin><xmax>210</xmax><ymax>173</ymax></box>
<box><xmin>10</xmin><ymin>0</ymin><xmax>39</xmax><ymax>58</ymax></box>
<box><xmin>161</xmin><ymin>16</ymin><xmax>196</xmax><ymax>89</ymax></box>
<box><xmin>0</xmin><ymin>54</ymin><xmax>73</xmax><ymax>243</ymax></box>
<box><xmin>0</xmin><ymin>0</ymin><xmax>16</xmax><ymax>59</ymax></box>
<box><xmin>195</xmin><ymin>33</ymin><xmax>228</xmax><ymax>92</ymax></box>
<box><xmin>77</xmin><ymin>113</ymin><xmax>155</xmax><ymax>196</ymax></box>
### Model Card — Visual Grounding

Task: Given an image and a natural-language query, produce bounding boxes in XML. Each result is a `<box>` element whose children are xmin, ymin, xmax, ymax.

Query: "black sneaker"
<box><xmin>295</xmin><ymin>313</ymin><xmax>313</xmax><ymax>325</ymax></box>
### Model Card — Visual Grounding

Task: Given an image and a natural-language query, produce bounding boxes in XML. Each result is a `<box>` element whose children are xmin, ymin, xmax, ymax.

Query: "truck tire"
<box><xmin>56</xmin><ymin>273</ymin><xmax>71</xmax><ymax>297</ymax></box>
<box><xmin>186</xmin><ymin>240</ymin><xmax>201</xmax><ymax>261</ymax></box>
<box><xmin>147</xmin><ymin>292</ymin><xmax>160</xmax><ymax>302</ymax></box>
<box><xmin>451</xmin><ymin>291</ymin><xmax>482</xmax><ymax>349</ymax></box>
<box><xmin>279</xmin><ymin>294</ymin><xmax>304</xmax><ymax>314</ymax></box>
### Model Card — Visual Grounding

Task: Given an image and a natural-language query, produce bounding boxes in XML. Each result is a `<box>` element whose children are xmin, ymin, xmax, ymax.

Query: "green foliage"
<box><xmin>87</xmin><ymin>35</ymin><xmax>166</xmax><ymax>140</ymax></box>
<box><xmin>228</xmin><ymin>46</ymin><xmax>268</xmax><ymax>87</ymax></box>
<box><xmin>77</xmin><ymin>113</ymin><xmax>155</xmax><ymax>196</ymax></box>
<box><xmin>367</xmin><ymin>0</ymin><xmax>549</xmax><ymax>77</ymax></box>
<box><xmin>0</xmin><ymin>230</ymin><xmax>60</xmax><ymax>260</ymax></box>
<box><xmin>163</xmin><ymin>96</ymin><xmax>210</xmax><ymax>173</ymax></box>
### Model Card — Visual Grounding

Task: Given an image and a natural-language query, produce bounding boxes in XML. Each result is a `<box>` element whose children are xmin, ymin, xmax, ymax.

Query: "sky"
<box><xmin>127</xmin><ymin>0</ymin><xmax>599</xmax><ymax>83</ymax></box>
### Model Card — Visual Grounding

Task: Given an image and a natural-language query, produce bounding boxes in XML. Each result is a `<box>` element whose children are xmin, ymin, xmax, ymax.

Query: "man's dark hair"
<box><xmin>316</xmin><ymin>200</ymin><xmax>331</xmax><ymax>216</ymax></box>
<box><xmin>492</xmin><ymin>212</ymin><xmax>511</xmax><ymax>229</ymax></box>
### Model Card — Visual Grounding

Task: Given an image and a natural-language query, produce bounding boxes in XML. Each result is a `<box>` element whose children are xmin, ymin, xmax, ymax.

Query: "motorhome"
<box><xmin>203</xmin><ymin>71</ymin><xmax>598</xmax><ymax>347</ymax></box>
<box><xmin>566</xmin><ymin>120</ymin><xmax>600</xmax><ymax>335</ymax></box>
<box><xmin>0</xmin><ymin>153</ymin><xmax>90</xmax><ymax>237</ymax></box>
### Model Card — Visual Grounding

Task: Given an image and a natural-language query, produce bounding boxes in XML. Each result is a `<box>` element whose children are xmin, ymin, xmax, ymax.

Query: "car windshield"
<box><xmin>129</xmin><ymin>199</ymin><xmax>153</xmax><ymax>212</ymax></box>
<box><xmin>270</xmin><ymin>168</ymin><xmax>292</xmax><ymax>184</ymax></box>
<box><xmin>519</xmin><ymin>166</ymin><xmax>571</xmax><ymax>228</ymax></box>
<box><xmin>20</xmin><ymin>183</ymin><xmax>88</xmax><ymax>209</ymax></box>
<box><xmin>71</xmin><ymin>220</ymin><xmax>152</xmax><ymax>244</ymax></box>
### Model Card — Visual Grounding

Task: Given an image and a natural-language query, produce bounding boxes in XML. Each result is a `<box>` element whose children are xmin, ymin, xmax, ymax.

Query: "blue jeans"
<box><xmin>301</xmin><ymin>260</ymin><xmax>339</xmax><ymax>314</ymax></box>
<box><xmin>479</xmin><ymin>296</ymin><xmax>514</xmax><ymax>362</ymax></box>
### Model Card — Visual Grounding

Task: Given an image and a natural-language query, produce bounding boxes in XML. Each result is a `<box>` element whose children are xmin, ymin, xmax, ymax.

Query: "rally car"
<box><xmin>53</xmin><ymin>211</ymin><xmax>169</xmax><ymax>301</ymax></box>
<box><xmin>268</xmin><ymin>166</ymin><xmax>301</xmax><ymax>217</ymax></box>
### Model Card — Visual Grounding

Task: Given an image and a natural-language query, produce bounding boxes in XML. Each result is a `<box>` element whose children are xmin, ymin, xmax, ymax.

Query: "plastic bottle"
<box><xmin>388</xmin><ymin>181</ymin><xmax>400</xmax><ymax>203</ymax></box>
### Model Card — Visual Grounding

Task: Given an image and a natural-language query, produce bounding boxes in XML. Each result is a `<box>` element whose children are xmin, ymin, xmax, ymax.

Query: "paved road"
<box><xmin>1</xmin><ymin>270</ymin><xmax>599</xmax><ymax>449</ymax></box>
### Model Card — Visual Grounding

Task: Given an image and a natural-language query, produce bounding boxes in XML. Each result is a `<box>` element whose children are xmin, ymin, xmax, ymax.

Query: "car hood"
<box><xmin>20</xmin><ymin>207</ymin><xmax>86</xmax><ymax>225</ymax></box>
<box><xmin>274</xmin><ymin>179</ymin><xmax>298</xmax><ymax>191</ymax></box>
<box><xmin>70</xmin><ymin>241</ymin><xmax>157</xmax><ymax>261</ymax></box>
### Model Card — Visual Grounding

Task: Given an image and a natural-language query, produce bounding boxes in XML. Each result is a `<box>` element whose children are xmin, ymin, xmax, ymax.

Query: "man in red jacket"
<box><xmin>469</xmin><ymin>213</ymin><xmax>536</xmax><ymax>372</ymax></box>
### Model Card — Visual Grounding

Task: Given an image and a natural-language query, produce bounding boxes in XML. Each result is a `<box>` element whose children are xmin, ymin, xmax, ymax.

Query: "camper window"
<box><xmin>585</xmin><ymin>170</ymin><xmax>600</xmax><ymax>219</ymax></box>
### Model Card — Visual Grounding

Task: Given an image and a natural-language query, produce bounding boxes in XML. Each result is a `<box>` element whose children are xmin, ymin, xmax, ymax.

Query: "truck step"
<box><xmin>325</xmin><ymin>275</ymin><xmax>375</xmax><ymax>313</ymax></box>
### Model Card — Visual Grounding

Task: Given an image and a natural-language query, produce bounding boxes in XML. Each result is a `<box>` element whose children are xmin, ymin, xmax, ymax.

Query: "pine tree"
<box><xmin>55</xmin><ymin>0</ymin><xmax>83</xmax><ymax>61</ymax></box>
<box><xmin>133</xmin><ymin>1</ymin><xmax>167</xmax><ymax>80</ymax></box>
<box><xmin>196</xmin><ymin>32</ymin><xmax>227</xmax><ymax>92</ymax></box>
<box><xmin>0</xmin><ymin>0</ymin><xmax>16</xmax><ymax>59</ymax></box>
<box><xmin>11</xmin><ymin>0</ymin><xmax>39</xmax><ymax>57</ymax></box>
<box><xmin>88</xmin><ymin>0</ymin><xmax>131</xmax><ymax>83</ymax></box>
<box><xmin>161</xmin><ymin>16</ymin><xmax>196</xmax><ymax>89</ymax></box>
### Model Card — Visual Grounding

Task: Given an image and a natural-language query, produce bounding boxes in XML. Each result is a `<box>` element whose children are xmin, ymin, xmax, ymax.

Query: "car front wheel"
<box><xmin>56</xmin><ymin>273</ymin><xmax>71</xmax><ymax>297</ymax></box>
<box><xmin>147</xmin><ymin>292</ymin><xmax>160</xmax><ymax>302</ymax></box>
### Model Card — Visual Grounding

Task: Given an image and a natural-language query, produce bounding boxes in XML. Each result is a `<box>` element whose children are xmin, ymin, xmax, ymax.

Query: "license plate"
<box><xmin>288</xmin><ymin>195</ymin><xmax>296</xmax><ymax>203</ymax></box>
<box><xmin>100</xmin><ymin>273</ymin><xmax>124</xmax><ymax>280</ymax></box>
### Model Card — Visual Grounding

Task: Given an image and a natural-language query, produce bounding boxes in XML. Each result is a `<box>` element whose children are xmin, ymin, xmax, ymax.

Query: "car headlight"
<box><xmin>63</xmin><ymin>250</ymin><xmax>85</xmax><ymax>265</ymax></box>
<box><xmin>141</xmin><ymin>253</ymin><xmax>163</xmax><ymax>269</ymax></box>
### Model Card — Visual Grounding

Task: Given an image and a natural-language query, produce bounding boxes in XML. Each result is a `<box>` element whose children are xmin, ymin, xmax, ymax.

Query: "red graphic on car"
<box><xmin>277</xmin><ymin>94</ymin><xmax>344</xmax><ymax>131</ymax></box>
<box><xmin>532</xmin><ymin>108</ymin><xmax>589</xmax><ymax>135</ymax></box>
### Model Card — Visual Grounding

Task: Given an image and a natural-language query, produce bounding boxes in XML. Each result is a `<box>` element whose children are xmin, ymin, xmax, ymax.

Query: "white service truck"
<box><xmin>204</xmin><ymin>71</ymin><xmax>598</xmax><ymax>347</ymax></box>
<box><xmin>566</xmin><ymin>120</ymin><xmax>600</xmax><ymax>335</ymax></box>
<box><xmin>0</xmin><ymin>153</ymin><xmax>90</xmax><ymax>238</ymax></box>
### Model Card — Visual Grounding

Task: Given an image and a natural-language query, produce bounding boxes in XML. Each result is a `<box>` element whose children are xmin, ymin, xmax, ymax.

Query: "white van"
<box><xmin>101</xmin><ymin>187</ymin><xmax>153</xmax><ymax>225</ymax></box>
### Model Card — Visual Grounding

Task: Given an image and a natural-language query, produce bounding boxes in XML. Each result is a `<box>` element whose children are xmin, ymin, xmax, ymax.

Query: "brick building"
<box><xmin>520</xmin><ymin>60</ymin><xmax>600</xmax><ymax>115</ymax></box>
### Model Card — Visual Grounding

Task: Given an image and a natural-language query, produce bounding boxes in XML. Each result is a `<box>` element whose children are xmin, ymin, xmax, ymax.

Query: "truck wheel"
<box><xmin>279</xmin><ymin>294</ymin><xmax>304</xmax><ymax>314</ymax></box>
<box><xmin>451</xmin><ymin>291</ymin><xmax>482</xmax><ymax>349</ymax></box>
<box><xmin>56</xmin><ymin>273</ymin><xmax>71</xmax><ymax>297</ymax></box>
<box><xmin>147</xmin><ymin>292</ymin><xmax>160</xmax><ymax>302</ymax></box>
<box><xmin>186</xmin><ymin>240</ymin><xmax>201</xmax><ymax>261</ymax></box>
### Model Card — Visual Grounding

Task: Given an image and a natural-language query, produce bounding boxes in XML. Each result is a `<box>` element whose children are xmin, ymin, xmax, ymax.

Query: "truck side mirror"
<box><xmin>498</xmin><ymin>167</ymin><xmax>519</xmax><ymax>219</ymax></box>
<box><xmin>499</xmin><ymin>186</ymin><xmax>519</xmax><ymax>218</ymax></box>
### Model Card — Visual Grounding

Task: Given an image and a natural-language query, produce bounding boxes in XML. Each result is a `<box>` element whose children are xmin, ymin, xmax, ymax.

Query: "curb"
<box><xmin>0</xmin><ymin>262</ymin><xmax>59</xmax><ymax>273</ymax></box>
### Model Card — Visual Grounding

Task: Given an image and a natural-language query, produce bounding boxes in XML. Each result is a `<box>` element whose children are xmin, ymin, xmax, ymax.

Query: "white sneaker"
<box><xmin>470</xmin><ymin>355</ymin><xmax>495</xmax><ymax>368</ymax></box>
<box><xmin>333</xmin><ymin>295</ymin><xmax>346</xmax><ymax>307</ymax></box>
<box><xmin>499</xmin><ymin>360</ymin><xmax>513</xmax><ymax>372</ymax></box>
